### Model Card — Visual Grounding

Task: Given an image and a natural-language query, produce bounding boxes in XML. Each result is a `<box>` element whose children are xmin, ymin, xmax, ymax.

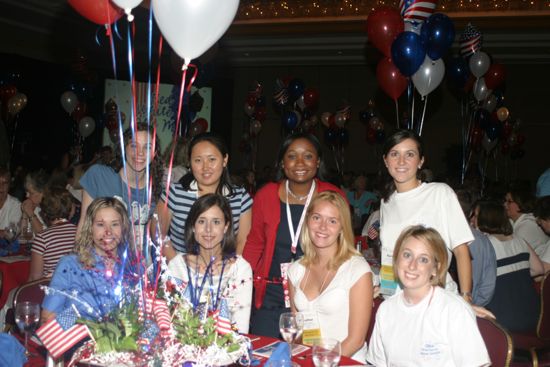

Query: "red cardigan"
<box><xmin>242</xmin><ymin>179</ymin><xmax>346</xmax><ymax>309</ymax></box>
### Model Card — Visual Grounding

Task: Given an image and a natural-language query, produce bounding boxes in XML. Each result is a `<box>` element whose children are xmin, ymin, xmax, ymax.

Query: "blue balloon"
<box><xmin>447</xmin><ymin>56</ymin><xmax>470</xmax><ymax>89</ymax></box>
<box><xmin>485</xmin><ymin>123</ymin><xmax>502</xmax><ymax>141</ymax></box>
<box><xmin>420</xmin><ymin>13</ymin><xmax>455</xmax><ymax>60</ymax></box>
<box><xmin>255</xmin><ymin>95</ymin><xmax>266</xmax><ymax>107</ymax></box>
<box><xmin>474</xmin><ymin>108</ymin><xmax>491</xmax><ymax>130</ymax></box>
<box><xmin>359</xmin><ymin>109</ymin><xmax>376</xmax><ymax>123</ymax></box>
<box><xmin>338</xmin><ymin>128</ymin><xmax>349</xmax><ymax>146</ymax></box>
<box><xmin>375</xmin><ymin>130</ymin><xmax>386</xmax><ymax>144</ymax></box>
<box><xmin>287</xmin><ymin>78</ymin><xmax>305</xmax><ymax>101</ymax></box>
<box><xmin>324</xmin><ymin>128</ymin><xmax>338</xmax><ymax>146</ymax></box>
<box><xmin>391</xmin><ymin>31</ymin><xmax>426</xmax><ymax>77</ymax></box>
<box><xmin>282</xmin><ymin>110</ymin><xmax>299</xmax><ymax>130</ymax></box>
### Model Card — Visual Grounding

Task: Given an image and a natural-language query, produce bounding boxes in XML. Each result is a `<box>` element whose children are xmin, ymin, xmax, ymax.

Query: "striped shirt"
<box><xmin>31</xmin><ymin>222</ymin><xmax>77</xmax><ymax>277</ymax></box>
<box><xmin>162</xmin><ymin>182</ymin><xmax>253</xmax><ymax>253</ymax></box>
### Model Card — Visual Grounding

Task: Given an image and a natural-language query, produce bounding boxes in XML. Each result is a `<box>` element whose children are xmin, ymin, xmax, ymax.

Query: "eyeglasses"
<box><xmin>504</xmin><ymin>199</ymin><xmax>515</xmax><ymax>204</ymax></box>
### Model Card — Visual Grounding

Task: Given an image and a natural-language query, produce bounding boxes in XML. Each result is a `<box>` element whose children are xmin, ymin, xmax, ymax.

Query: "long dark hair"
<box><xmin>507</xmin><ymin>188</ymin><xmax>536</xmax><ymax>214</ymax></box>
<box><xmin>114</xmin><ymin>123</ymin><xmax>163</xmax><ymax>203</ymax></box>
<box><xmin>183</xmin><ymin>194</ymin><xmax>236</xmax><ymax>258</ymax></box>
<box><xmin>476</xmin><ymin>200</ymin><xmax>513</xmax><ymax>236</ymax></box>
<box><xmin>179</xmin><ymin>132</ymin><xmax>234</xmax><ymax>197</ymax></box>
<box><xmin>275</xmin><ymin>132</ymin><xmax>327</xmax><ymax>181</ymax></box>
<box><xmin>381</xmin><ymin>130</ymin><xmax>425</xmax><ymax>202</ymax></box>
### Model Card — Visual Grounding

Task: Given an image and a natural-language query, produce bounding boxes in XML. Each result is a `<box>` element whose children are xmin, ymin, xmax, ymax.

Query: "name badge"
<box><xmin>280</xmin><ymin>262</ymin><xmax>291</xmax><ymax>308</ymax></box>
<box><xmin>300</xmin><ymin>311</ymin><xmax>322</xmax><ymax>346</ymax></box>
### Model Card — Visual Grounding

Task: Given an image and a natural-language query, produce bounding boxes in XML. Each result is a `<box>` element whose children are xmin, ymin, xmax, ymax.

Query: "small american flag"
<box><xmin>140</xmin><ymin>296</ymin><xmax>172</xmax><ymax>331</ymax></box>
<box><xmin>459</xmin><ymin>23</ymin><xmax>483</xmax><ymax>58</ymax></box>
<box><xmin>367</xmin><ymin>226</ymin><xmax>379</xmax><ymax>240</ymax></box>
<box><xmin>213</xmin><ymin>299</ymin><xmax>232</xmax><ymax>335</ymax></box>
<box><xmin>36</xmin><ymin>306</ymin><xmax>90</xmax><ymax>359</ymax></box>
<box><xmin>399</xmin><ymin>0</ymin><xmax>437</xmax><ymax>24</ymax></box>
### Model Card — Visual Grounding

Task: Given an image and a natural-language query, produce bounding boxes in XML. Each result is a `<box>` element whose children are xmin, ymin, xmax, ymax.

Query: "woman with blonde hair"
<box><xmin>288</xmin><ymin>191</ymin><xmax>373</xmax><ymax>362</ymax></box>
<box><xmin>367</xmin><ymin>225</ymin><xmax>490</xmax><ymax>367</ymax></box>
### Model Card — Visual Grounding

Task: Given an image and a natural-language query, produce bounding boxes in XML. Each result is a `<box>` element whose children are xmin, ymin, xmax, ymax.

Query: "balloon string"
<box><xmin>409</xmin><ymin>81</ymin><xmax>414</xmax><ymax>131</ymax></box>
<box><xmin>9</xmin><ymin>115</ymin><xmax>18</xmax><ymax>154</ymax></box>
<box><xmin>394</xmin><ymin>99</ymin><xmax>399</xmax><ymax>129</ymax></box>
<box><xmin>418</xmin><ymin>95</ymin><xmax>428</xmax><ymax>136</ymax></box>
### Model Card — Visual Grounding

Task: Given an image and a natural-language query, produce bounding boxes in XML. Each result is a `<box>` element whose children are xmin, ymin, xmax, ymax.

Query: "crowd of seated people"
<box><xmin>0</xmin><ymin>130</ymin><xmax>549</xmax><ymax>365</ymax></box>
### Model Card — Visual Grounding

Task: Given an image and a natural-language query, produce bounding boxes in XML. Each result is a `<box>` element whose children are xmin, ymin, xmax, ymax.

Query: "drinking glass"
<box><xmin>15</xmin><ymin>301</ymin><xmax>41</xmax><ymax>357</ymax></box>
<box><xmin>4</xmin><ymin>222</ymin><xmax>19</xmax><ymax>243</ymax></box>
<box><xmin>279</xmin><ymin>312</ymin><xmax>304</xmax><ymax>351</ymax></box>
<box><xmin>312</xmin><ymin>338</ymin><xmax>341</xmax><ymax>367</ymax></box>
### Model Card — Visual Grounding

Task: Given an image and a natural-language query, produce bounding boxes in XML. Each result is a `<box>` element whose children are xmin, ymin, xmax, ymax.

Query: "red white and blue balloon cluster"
<box><xmin>359</xmin><ymin>100</ymin><xmax>386</xmax><ymax>146</ymax></box>
<box><xmin>244</xmin><ymin>81</ymin><xmax>267</xmax><ymax>137</ymax></box>
<box><xmin>321</xmin><ymin>102</ymin><xmax>352</xmax><ymax>149</ymax></box>
<box><xmin>272</xmin><ymin>76</ymin><xmax>320</xmax><ymax>132</ymax></box>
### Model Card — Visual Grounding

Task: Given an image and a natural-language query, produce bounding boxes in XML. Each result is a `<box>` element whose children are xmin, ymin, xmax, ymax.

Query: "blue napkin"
<box><xmin>0</xmin><ymin>333</ymin><xmax>28</xmax><ymax>367</ymax></box>
<box><xmin>0</xmin><ymin>238</ymin><xmax>20</xmax><ymax>256</ymax></box>
<box><xmin>265</xmin><ymin>342</ymin><xmax>292</xmax><ymax>367</ymax></box>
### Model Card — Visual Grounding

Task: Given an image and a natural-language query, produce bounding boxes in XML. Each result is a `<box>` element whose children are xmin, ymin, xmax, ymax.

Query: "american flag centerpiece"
<box><xmin>399</xmin><ymin>0</ymin><xmax>438</xmax><ymax>25</ymax></box>
<box><xmin>459</xmin><ymin>23</ymin><xmax>483</xmax><ymax>58</ymax></box>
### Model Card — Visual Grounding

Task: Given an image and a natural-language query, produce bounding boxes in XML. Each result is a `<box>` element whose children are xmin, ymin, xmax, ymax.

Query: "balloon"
<box><xmin>366</xmin><ymin>6</ymin><xmax>404</xmax><ymax>57</ymax></box>
<box><xmin>469</xmin><ymin>51</ymin><xmax>491</xmax><ymax>78</ymax></box>
<box><xmin>474</xmin><ymin>108</ymin><xmax>491</xmax><ymax>130</ymax></box>
<box><xmin>60</xmin><ymin>91</ymin><xmax>78</xmax><ymax>114</ymax></box>
<box><xmin>321</xmin><ymin>112</ymin><xmax>332</xmax><ymax>128</ymax></box>
<box><xmin>244</xmin><ymin>103</ymin><xmax>255</xmax><ymax>117</ymax></box>
<box><xmin>250</xmin><ymin>120</ymin><xmax>262</xmax><ymax>135</ymax></box>
<box><xmin>112</xmin><ymin>0</ymin><xmax>142</xmax><ymax>21</ymax></box>
<box><xmin>484</xmin><ymin>63</ymin><xmax>507</xmax><ymax>90</ymax></box>
<box><xmin>109</xmin><ymin>129</ymin><xmax>120</xmax><ymax>144</ymax></box>
<box><xmin>420</xmin><ymin>13</ymin><xmax>455</xmax><ymax>60</ymax></box>
<box><xmin>67</xmin><ymin>0</ymin><xmax>123</xmax><ymax>25</ymax></box>
<box><xmin>446</xmin><ymin>56</ymin><xmax>470</xmax><ymax>90</ymax></box>
<box><xmin>246</xmin><ymin>94</ymin><xmax>257</xmax><ymax>107</ymax></box>
<box><xmin>376</xmin><ymin>57</ymin><xmax>407</xmax><ymax>100</ymax></box>
<box><xmin>71</xmin><ymin>102</ymin><xmax>88</xmax><ymax>122</ymax></box>
<box><xmin>78</xmin><ymin>116</ymin><xmax>95</xmax><ymax>138</ymax></box>
<box><xmin>375</xmin><ymin>130</ymin><xmax>386</xmax><ymax>144</ymax></box>
<box><xmin>287</xmin><ymin>78</ymin><xmax>305</xmax><ymax>101</ymax></box>
<box><xmin>482</xmin><ymin>133</ymin><xmax>498</xmax><ymax>152</ymax></box>
<box><xmin>189</xmin><ymin>122</ymin><xmax>203</xmax><ymax>137</ymax></box>
<box><xmin>502</xmin><ymin>121</ymin><xmax>513</xmax><ymax>138</ymax></box>
<box><xmin>473</xmin><ymin>78</ymin><xmax>492</xmax><ymax>102</ymax></box>
<box><xmin>105</xmin><ymin>98</ymin><xmax>118</xmax><ymax>113</ymax></box>
<box><xmin>253</xmin><ymin>106</ymin><xmax>267</xmax><ymax>122</ymax></box>
<box><xmin>366</xmin><ymin>128</ymin><xmax>376</xmax><ymax>145</ymax></box>
<box><xmin>105</xmin><ymin>113</ymin><xmax>118</xmax><ymax>131</ymax></box>
<box><xmin>368</xmin><ymin>117</ymin><xmax>383</xmax><ymax>130</ymax></box>
<box><xmin>334</xmin><ymin>113</ymin><xmax>346</xmax><ymax>128</ymax></box>
<box><xmin>496</xmin><ymin>107</ymin><xmax>509</xmax><ymax>122</ymax></box>
<box><xmin>359</xmin><ymin>108</ymin><xmax>376</xmax><ymax>123</ymax></box>
<box><xmin>485</xmin><ymin>122</ymin><xmax>502</xmax><ymax>141</ymax></box>
<box><xmin>7</xmin><ymin>93</ymin><xmax>27</xmax><ymax>115</ymax></box>
<box><xmin>195</xmin><ymin>118</ymin><xmax>209</xmax><ymax>132</ymax></box>
<box><xmin>152</xmin><ymin>0</ymin><xmax>239</xmax><ymax>64</ymax></box>
<box><xmin>501</xmin><ymin>142</ymin><xmax>510</xmax><ymax>155</ymax></box>
<box><xmin>255</xmin><ymin>96</ymin><xmax>266</xmax><ymax>107</ymax></box>
<box><xmin>483</xmin><ymin>94</ymin><xmax>497</xmax><ymax>113</ymax></box>
<box><xmin>412</xmin><ymin>56</ymin><xmax>445</xmax><ymax>97</ymax></box>
<box><xmin>303</xmin><ymin>88</ymin><xmax>320</xmax><ymax>109</ymax></box>
<box><xmin>0</xmin><ymin>84</ymin><xmax>17</xmax><ymax>103</ymax></box>
<box><xmin>391</xmin><ymin>31</ymin><xmax>427</xmax><ymax>77</ymax></box>
<box><xmin>516</xmin><ymin>133</ymin><xmax>526</xmax><ymax>146</ymax></box>
<box><xmin>282</xmin><ymin>110</ymin><xmax>300</xmax><ymax>130</ymax></box>
<box><xmin>338</xmin><ymin>128</ymin><xmax>349</xmax><ymax>146</ymax></box>
<box><xmin>325</xmin><ymin>128</ymin><xmax>338</xmax><ymax>146</ymax></box>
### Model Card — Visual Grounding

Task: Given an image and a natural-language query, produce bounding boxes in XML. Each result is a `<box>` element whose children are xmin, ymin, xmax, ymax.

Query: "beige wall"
<box><xmin>230</xmin><ymin>63</ymin><xmax>550</xmax><ymax>186</ymax></box>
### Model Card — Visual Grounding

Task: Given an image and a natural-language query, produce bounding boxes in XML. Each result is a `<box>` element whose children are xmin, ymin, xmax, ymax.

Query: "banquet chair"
<box><xmin>511</xmin><ymin>272</ymin><xmax>550</xmax><ymax>366</ymax></box>
<box><xmin>477</xmin><ymin>316</ymin><xmax>514</xmax><ymax>367</ymax></box>
<box><xmin>4</xmin><ymin>277</ymin><xmax>49</xmax><ymax>333</ymax></box>
<box><xmin>366</xmin><ymin>296</ymin><xmax>383</xmax><ymax>344</ymax></box>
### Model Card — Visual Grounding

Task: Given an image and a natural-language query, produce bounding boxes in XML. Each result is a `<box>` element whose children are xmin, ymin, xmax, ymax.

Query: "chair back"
<box><xmin>13</xmin><ymin>278</ymin><xmax>50</xmax><ymax>308</ymax></box>
<box><xmin>537</xmin><ymin>272</ymin><xmax>550</xmax><ymax>339</ymax></box>
<box><xmin>477</xmin><ymin>317</ymin><xmax>513</xmax><ymax>367</ymax></box>
<box><xmin>366</xmin><ymin>296</ymin><xmax>383</xmax><ymax>344</ymax></box>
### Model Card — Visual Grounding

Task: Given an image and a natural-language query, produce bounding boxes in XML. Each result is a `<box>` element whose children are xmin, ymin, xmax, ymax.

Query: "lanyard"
<box><xmin>286</xmin><ymin>179</ymin><xmax>316</xmax><ymax>254</ymax></box>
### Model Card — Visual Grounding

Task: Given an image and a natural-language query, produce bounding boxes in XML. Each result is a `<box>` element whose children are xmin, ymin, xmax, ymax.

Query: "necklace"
<box><xmin>286</xmin><ymin>180</ymin><xmax>309</xmax><ymax>201</ymax></box>
<box><xmin>303</xmin><ymin>266</ymin><xmax>332</xmax><ymax>295</ymax></box>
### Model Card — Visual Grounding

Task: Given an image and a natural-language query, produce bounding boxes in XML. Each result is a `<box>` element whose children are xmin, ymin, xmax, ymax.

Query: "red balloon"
<box><xmin>246</xmin><ymin>93</ymin><xmax>257</xmax><ymax>107</ymax></box>
<box><xmin>303</xmin><ymin>88</ymin><xmax>320</xmax><ymax>109</ymax></box>
<box><xmin>463</xmin><ymin>74</ymin><xmax>476</xmax><ymax>93</ymax></box>
<box><xmin>366</xmin><ymin>6</ymin><xmax>404</xmax><ymax>57</ymax></box>
<box><xmin>328</xmin><ymin>114</ymin><xmax>336</xmax><ymax>129</ymax></box>
<box><xmin>501</xmin><ymin>121</ymin><xmax>513</xmax><ymax>138</ymax></box>
<box><xmin>71</xmin><ymin>102</ymin><xmax>87</xmax><ymax>122</ymax></box>
<box><xmin>366</xmin><ymin>128</ymin><xmax>377</xmax><ymax>145</ymax></box>
<box><xmin>195</xmin><ymin>118</ymin><xmax>209</xmax><ymax>133</ymax></box>
<box><xmin>253</xmin><ymin>106</ymin><xmax>267</xmax><ymax>122</ymax></box>
<box><xmin>0</xmin><ymin>85</ymin><xmax>17</xmax><ymax>103</ymax></box>
<box><xmin>68</xmin><ymin>0</ymin><xmax>123</xmax><ymax>25</ymax></box>
<box><xmin>376</xmin><ymin>58</ymin><xmax>407</xmax><ymax>100</ymax></box>
<box><xmin>105</xmin><ymin>113</ymin><xmax>118</xmax><ymax>131</ymax></box>
<box><xmin>484</xmin><ymin>63</ymin><xmax>507</xmax><ymax>90</ymax></box>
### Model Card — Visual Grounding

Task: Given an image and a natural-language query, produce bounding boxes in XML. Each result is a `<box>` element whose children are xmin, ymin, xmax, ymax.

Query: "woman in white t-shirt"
<box><xmin>288</xmin><ymin>191</ymin><xmax>373</xmax><ymax>362</ymax></box>
<box><xmin>367</xmin><ymin>225</ymin><xmax>490</xmax><ymax>367</ymax></box>
<box><xmin>378</xmin><ymin>130</ymin><xmax>474</xmax><ymax>302</ymax></box>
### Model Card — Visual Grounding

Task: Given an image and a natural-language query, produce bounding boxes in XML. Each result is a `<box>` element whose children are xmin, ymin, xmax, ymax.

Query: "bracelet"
<box><xmin>460</xmin><ymin>291</ymin><xmax>472</xmax><ymax>298</ymax></box>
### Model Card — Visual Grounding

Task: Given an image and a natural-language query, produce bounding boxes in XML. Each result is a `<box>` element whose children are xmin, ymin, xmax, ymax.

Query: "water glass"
<box><xmin>279</xmin><ymin>312</ymin><xmax>304</xmax><ymax>346</ymax></box>
<box><xmin>312</xmin><ymin>338</ymin><xmax>341</xmax><ymax>367</ymax></box>
<box><xmin>15</xmin><ymin>301</ymin><xmax>40</xmax><ymax>357</ymax></box>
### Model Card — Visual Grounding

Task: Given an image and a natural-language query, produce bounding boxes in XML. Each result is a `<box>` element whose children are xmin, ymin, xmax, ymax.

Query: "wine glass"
<box><xmin>312</xmin><ymin>338</ymin><xmax>341</xmax><ymax>367</ymax></box>
<box><xmin>279</xmin><ymin>312</ymin><xmax>304</xmax><ymax>352</ymax></box>
<box><xmin>15</xmin><ymin>301</ymin><xmax>40</xmax><ymax>357</ymax></box>
<box><xmin>4</xmin><ymin>222</ymin><xmax>19</xmax><ymax>244</ymax></box>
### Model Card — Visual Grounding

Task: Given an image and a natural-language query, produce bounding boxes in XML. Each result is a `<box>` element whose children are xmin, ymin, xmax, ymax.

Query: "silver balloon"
<box><xmin>483</xmin><ymin>94</ymin><xmax>497</xmax><ymax>113</ymax></box>
<box><xmin>60</xmin><ymin>91</ymin><xmax>78</xmax><ymax>114</ymax></box>
<box><xmin>473</xmin><ymin>77</ymin><xmax>492</xmax><ymax>102</ymax></box>
<box><xmin>78</xmin><ymin>116</ymin><xmax>95</xmax><ymax>138</ymax></box>
<box><xmin>469</xmin><ymin>51</ymin><xmax>491</xmax><ymax>78</ymax></box>
<box><xmin>412</xmin><ymin>56</ymin><xmax>445</xmax><ymax>97</ymax></box>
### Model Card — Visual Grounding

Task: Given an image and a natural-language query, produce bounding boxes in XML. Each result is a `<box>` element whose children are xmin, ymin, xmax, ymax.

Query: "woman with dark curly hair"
<box><xmin>78</xmin><ymin>123</ymin><xmax>163</xmax><ymax>258</ymax></box>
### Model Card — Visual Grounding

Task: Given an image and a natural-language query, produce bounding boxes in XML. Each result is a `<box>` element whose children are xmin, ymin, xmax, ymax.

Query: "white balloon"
<box><xmin>112</xmin><ymin>0</ymin><xmax>142</xmax><ymax>21</ymax></box>
<box><xmin>412</xmin><ymin>56</ymin><xmax>445</xmax><ymax>97</ymax></box>
<box><xmin>473</xmin><ymin>77</ymin><xmax>492</xmax><ymax>102</ymax></box>
<box><xmin>60</xmin><ymin>91</ymin><xmax>78</xmax><ymax>114</ymax></box>
<box><xmin>469</xmin><ymin>51</ymin><xmax>491</xmax><ymax>78</ymax></box>
<box><xmin>483</xmin><ymin>94</ymin><xmax>497</xmax><ymax>113</ymax></box>
<box><xmin>79</xmin><ymin>116</ymin><xmax>96</xmax><ymax>138</ymax></box>
<box><xmin>152</xmin><ymin>0</ymin><xmax>239</xmax><ymax>65</ymax></box>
